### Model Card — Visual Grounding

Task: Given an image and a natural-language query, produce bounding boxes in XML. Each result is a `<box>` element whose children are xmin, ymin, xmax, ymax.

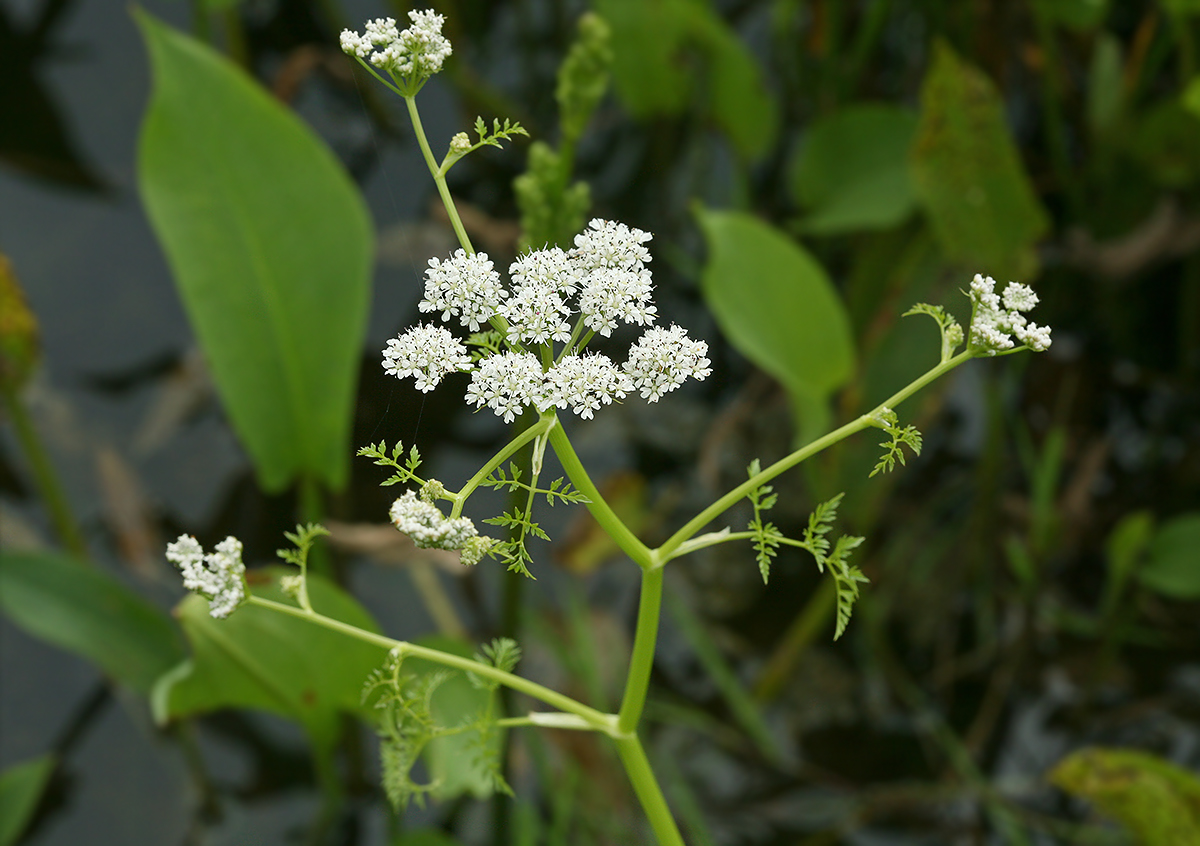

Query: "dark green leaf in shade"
<box><xmin>790</xmin><ymin>104</ymin><xmax>919</xmax><ymax>235</ymax></box>
<box><xmin>696</xmin><ymin>208</ymin><xmax>856</xmax><ymax>443</ymax></box>
<box><xmin>1137</xmin><ymin>513</ymin><xmax>1200</xmax><ymax>599</ymax></box>
<box><xmin>0</xmin><ymin>754</ymin><xmax>56</xmax><ymax>846</ymax></box>
<box><xmin>687</xmin><ymin>7</ymin><xmax>779</xmax><ymax>161</ymax></box>
<box><xmin>592</xmin><ymin>0</ymin><xmax>691</xmax><ymax>117</ymax></box>
<box><xmin>134</xmin><ymin>10</ymin><xmax>372</xmax><ymax>493</ymax></box>
<box><xmin>151</xmin><ymin>567</ymin><xmax>389</xmax><ymax>755</ymax></box>
<box><xmin>1050</xmin><ymin>747</ymin><xmax>1200</xmax><ymax>843</ymax></box>
<box><xmin>910</xmin><ymin>41</ymin><xmax>1051</xmax><ymax>280</ymax></box>
<box><xmin>593</xmin><ymin>0</ymin><xmax>777</xmax><ymax>160</ymax></box>
<box><xmin>1127</xmin><ymin>101</ymin><xmax>1200</xmax><ymax>187</ymax></box>
<box><xmin>1035</xmin><ymin>0</ymin><xmax>1109</xmax><ymax>31</ymax></box>
<box><xmin>0</xmin><ymin>551</ymin><xmax>185</xmax><ymax>693</ymax></box>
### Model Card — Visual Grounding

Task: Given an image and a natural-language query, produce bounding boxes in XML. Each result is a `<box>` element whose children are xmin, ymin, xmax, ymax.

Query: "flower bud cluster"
<box><xmin>967</xmin><ymin>274</ymin><xmax>1052</xmax><ymax>355</ymax></box>
<box><xmin>385</xmin><ymin>219</ymin><xmax>711</xmax><ymax>422</ymax></box>
<box><xmin>340</xmin><ymin>11</ymin><xmax>451</xmax><ymax>81</ymax></box>
<box><xmin>167</xmin><ymin>534</ymin><xmax>247</xmax><ymax>619</ymax></box>
<box><xmin>389</xmin><ymin>491</ymin><xmax>479</xmax><ymax>550</ymax></box>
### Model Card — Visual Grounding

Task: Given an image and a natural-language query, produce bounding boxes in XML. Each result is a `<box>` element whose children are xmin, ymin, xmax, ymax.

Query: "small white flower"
<box><xmin>578</xmin><ymin>265</ymin><xmax>657</xmax><ymax>337</ymax></box>
<box><xmin>419</xmin><ymin>250</ymin><xmax>505</xmax><ymax>331</ymax></box>
<box><xmin>623</xmin><ymin>325</ymin><xmax>712</xmax><ymax>402</ymax></box>
<box><xmin>382</xmin><ymin>324</ymin><xmax>472</xmax><ymax>391</ymax></box>
<box><xmin>1002</xmin><ymin>282</ymin><xmax>1039</xmax><ymax>312</ymax></box>
<box><xmin>464</xmin><ymin>351</ymin><xmax>544</xmax><ymax>423</ymax></box>
<box><xmin>390</xmin><ymin>491</ymin><xmax>479</xmax><ymax>550</ymax></box>
<box><xmin>509</xmin><ymin>247</ymin><xmax>580</xmax><ymax>296</ymax></box>
<box><xmin>571</xmin><ymin>218</ymin><xmax>653</xmax><ymax>271</ymax></box>
<box><xmin>967</xmin><ymin>274</ymin><xmax>1051</xmax><ymax>355</ymax></box>
<box><xmin>541</xmin><ymin>353</ymin><xmax>634</xmax><ymax>419</ymax></box>
<box><xmin>449</xmin><ymin>132</ymin><xmax>472</xmax><ymax>155</ymax></box>
<box><xmin>167</xmin><ymin>534</ymin><xmax>246</xmax><ymax>619</ymax></box>
<box><xmin>497</xmin><ymin>284</ymin><xmax>573</xmax><ymax>347</ymax></box>
<box><xmin>340</xmin><ymin>10</ymin><xmax>451</xmax><ymax>80</ymax></box>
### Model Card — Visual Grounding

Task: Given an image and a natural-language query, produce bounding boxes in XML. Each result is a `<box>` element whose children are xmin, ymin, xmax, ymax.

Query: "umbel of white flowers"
<box><xmin>166</xmin><ymin>534</ymin><xmax>246</xmax><ymax>619</ymax></box>
<box><xmin>339</xmin><ymin>10</ymin><xmax>451</xmax><ymax>82</ymax></box>
<box><xmin>383</xmin><ymin>219</ymin><xmax>713</xmax><ymax>423</ymax></box>
<box><xmin>967</xmin><ymin>274</ymin><xmax>1052</xmax><ymax>354</ymax></box>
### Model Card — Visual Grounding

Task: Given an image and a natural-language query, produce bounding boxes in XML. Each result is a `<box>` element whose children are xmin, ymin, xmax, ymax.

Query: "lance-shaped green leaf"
<box><xmin>910</xmin><ymin>41</ymin><xmax>1050</xmax><ymax>280</ymax></box>
<box><xmin>0</xmin><ymin>551</ymin><xmax>185</xmax><ymax>693</ymax></box>
<box><xmin>0</xmin><ymin>754</ymin><xmax>56</xmax><ymax>846</ymax></box>
<box><xmin>152</xmin><ymin>567</ymin><xmax>389</xmax><ymax>755</ymax></box>
<box><xmin>135</xmin><ymin>11</ymin><xmax>372</xmax><ymax>492</ymax></box>
<box><xmin>697</xmin><ymin>208</ymin><xmax>855</xmax><ymax>442</ymax></box>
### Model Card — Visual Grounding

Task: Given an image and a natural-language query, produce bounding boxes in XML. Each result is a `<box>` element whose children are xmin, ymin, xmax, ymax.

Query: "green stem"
<box><xmin>547</xmin><ymin>423</ymin><xmax>653</xmax><ymax>569</ymax></box>
<box><xmin>613</xmin><ymin>734</ymin><xmax>686</xmax><ymax>846</ymax></box>
<box><xmin>405</xmin><ymin>96</ymin><xmax>474</xmax><ymax>255</ymax></box>
<box><xmin>247</xmin><ymin>595</ymin><xmax>613</xmax><ymax>731</ymax></box>
<box><xmin>298</xmin><ymin>475</ymin><xmax>331</xmax><ymax>579</ymax></box>
<box><xmin>657</xmin><ymin>351</ymin><xmax>972</xmax><ymax>560</ymax></box>
<box><xmin>450</xmin><ymin>414</ymin><xmax>554</xmax><ymax>516</ymax></box>
<box><xmin>1</xmin><ymin>385</ymin><xmax>86</xmax><ymax>558</ymax></box>
<box><xmin>617</xmin><ymin>567</ymin><xmax>664</xmax><ymax>734</ymax></box>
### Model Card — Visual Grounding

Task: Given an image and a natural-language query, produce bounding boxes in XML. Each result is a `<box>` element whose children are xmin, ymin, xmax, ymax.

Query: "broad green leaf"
<box><xmin>697</xmin><ymin>208</ymin><xmax>855</xmax><ymax>442</ymax></box>
<box><xmin>686</xmin><ymin>2</ymin><xmax>779</xmax><ymax>161</ymax></box>
<box><xmin>790</xmin><ymin>104</ymin><xmax>919</xmax><ymax>235</ymax></box>
<box><xmin>0</xmin><ymin>551</ymin><xmax>184</xmax><ymax>693</ymax></box>
<box><xmin>0</xmin><ymin>754</ymin><xmax>55</xmax><ymax>846</ymax></box>
<box><xmin>405</xmin><ymin>636</ymin><xmax>502</xmax><ymax>802</ymax></box>
<box><xmin>593</xmin><ymin>0</ymin><xmax>691</xmax><ymax>116</ymax></box>
<box><xmin>1137</xmin><ymin>513</ymin><xmax>1200</xmax><ymax>599</ymax></box>
<box><xmin>1127</xmin><ymin>101</ymin><xmax>1200</xmax><ymax>187</ymax></box>
<box><xmin>1036</xmin><ymin>0</ymin><xmax>1109</xmax><ymax>30</ymax></box>
<box><xmin>1088</xmin><ymin>34</ymin><xmax>1125</xmax><ymax>136</ymax></box>
<box><xmin>1050</xmin><ymin>747</ymin><xmax>1200</xmax><ymax>843</ymax></box>
<box><xmin>1161</xmin><ymin>0</ymin><xmax>1200</xmax><ymax>15</ymax></box>
<box><xmin>395</xmin><ymin>832</ymin><xmax>465</xmax><ymax>846</ymax></box>
<box><xmin>1184</xmin><ymin>76</ymin><xmax>1200</xmax><ymax>118</ymax></box>
<box><xmin>910</xmin><ymin>41</ymin><xmax>1050</xmax><ymax>280</ymax></box>
<box><xmin>593</xmin><ymin>0</ymin><xmax>777</xmax><ymax>160</ymax></box>
<box><xmin>152</xmin><ymin>567</ymin><xmax>389</xmax><ymax>754</ymax></box>
<box><xmin>135</xmin><ymin>11</ymin><xmax>372</xmax><ymax>493</ymax></box>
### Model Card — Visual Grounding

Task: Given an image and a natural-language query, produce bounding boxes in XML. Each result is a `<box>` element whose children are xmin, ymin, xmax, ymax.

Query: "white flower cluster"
<box><xmin>543</xmin><ymin>353</ymin><xmax>633</xmax><ymax>419</ymax></box>
<box><xmin>166</xmin><ymin>534</ymin><xmax>246</xmax><ymax>619</ymax></box>
<box><xmin>968</xmin><ymin>274</ymin><xmax>1052</xmax><ymax>355</ymax></box>
<box><xmin>623</xmin><ymin>325</ymin><xmax>714</xmax><ymax>401</ymax></box>
<box><xmin>382</xmin><ymin>219</ymin><xmax>711</xmax><ymax>421</ymax></box>
<box><xmin>389</xmin><ymin>491</ymin><xmax>478</xmax><ymax>550</ymax></box>
<box><xmin>340</xmin><ymin>10</ymin><xmax>451</xmax><ymax>80</ymax></box>
<box><xmin>464</xmin><ymin>351</ymin><xmax>544</xmax><ymax>423</ymax></box>
<box><xmin>382</xmin><ymin>323</ymin><xmax>472</xmax><ymax>392</ymax></box>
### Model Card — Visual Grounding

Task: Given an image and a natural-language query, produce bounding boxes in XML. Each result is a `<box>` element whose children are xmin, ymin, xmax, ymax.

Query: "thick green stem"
<box><xmin>247</xmin><ymin>595</ymin><xmax>613</xmax><ymax>731</ymax></box>
<box><xmin>405</xmin><ymin>96</ymin><xmax>474</xmax><ymax>255</ymax></box>
<box><xmin>1</xmin><ymin>385</ymin><xmax>86</xmax><ymax>558</ymax></box>
<box><xmin>547</xmin><ymin>423</ymin><xmax>653</xmax><ymax>569</ymax></box>
<box><xmin>617</xmin><ymin>567</ymin><xmax>664</xmax><ymax>733</ymax></box>
<box><xmin>614</xmin><ymin>734</ymin><xmax>686</xmax><ymax>846</ymax></box>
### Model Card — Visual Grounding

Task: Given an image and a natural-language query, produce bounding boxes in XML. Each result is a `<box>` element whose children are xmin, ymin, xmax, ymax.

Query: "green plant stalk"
<box><xmin>405</xmin><ymin>96</ymin><xmax>474</xmax><ymax>255</ymax></box>
<box><xmin>546</xmin><ymin>423</ymin><xmax>653</xmax><ymax>568</ymax></box>
<box><xmin>1</xmin><ymin>385</ymin><xmax>87</xmax><ymax>559</ymax></box>
<box><xmin>247</xmin><ymin>594</ymin><xmax>613</xmax><ymax>731</ymax></box>
<box><xmin>614</xmin><ymin>734</ymin><xmax>686</xmax><ymax>846</ymax></box>
<box><xmin>659</xmin><ymin>350</ymin><xmax>972</xmax><ymax>561</ymax></box>
<box><xmin>450</xmin><ymin>414</ymin><xmax>554</xmax><ymax>517</ymax></box>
